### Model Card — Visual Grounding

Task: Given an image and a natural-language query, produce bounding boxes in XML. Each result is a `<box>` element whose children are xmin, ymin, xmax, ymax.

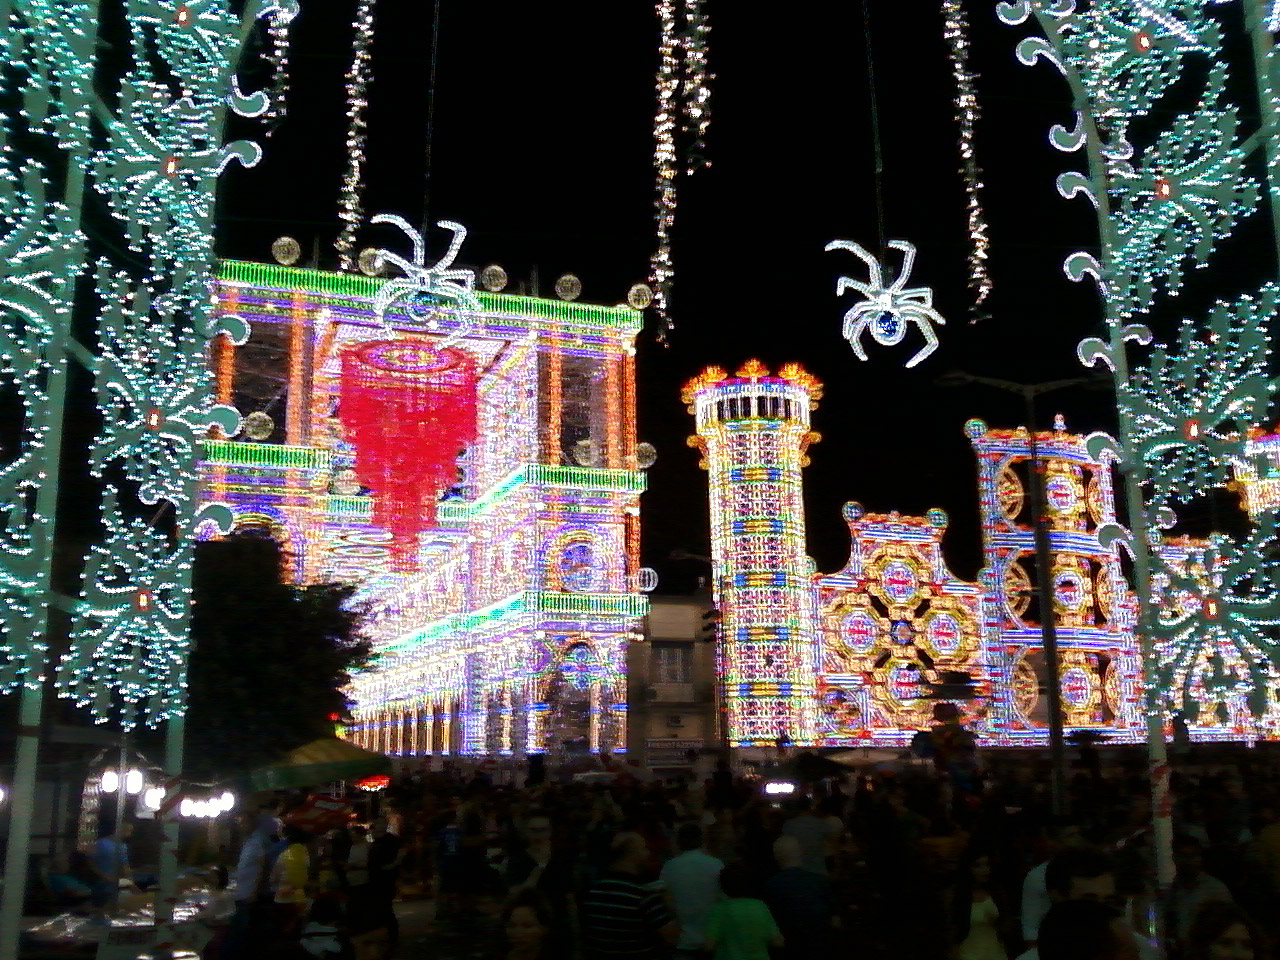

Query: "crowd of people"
<box><xmin>212</xmin><ymin>743</ymin><xmax>1280</xmax><ymax>960</ymax></box>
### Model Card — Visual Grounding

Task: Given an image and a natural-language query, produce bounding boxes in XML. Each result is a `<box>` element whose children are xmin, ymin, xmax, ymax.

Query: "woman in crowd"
<box><xmin>1186</xmin><ymin>902</ymin><xmax>1269</xmax><ymax>960</ymax></box>
<box><xmin>952</xmin><ymin>850</ymin><xmax>1008</xmax><ymax>960</ymax></box>
<box><xmin>501</xmin><ymin>890</ymin><xmax>554</xmax><ymax>960</ymax></box>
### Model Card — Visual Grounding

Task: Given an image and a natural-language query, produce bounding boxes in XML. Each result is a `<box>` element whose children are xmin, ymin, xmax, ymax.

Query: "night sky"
<box><xmin>217</xmin><ymin>1</ymin><xmax>1269</xmax><ymax>594</ymax></box>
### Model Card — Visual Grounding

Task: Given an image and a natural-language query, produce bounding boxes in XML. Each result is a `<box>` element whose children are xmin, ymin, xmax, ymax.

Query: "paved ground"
<box><xmin>390</xmin><ymin>896</ymin><xmax>506</xmax><ymax>960</ymax></box>
<box><xmin>391</xmin><ymin>897</ymin><xmax>436</xmax><ymax>959</ymax></box>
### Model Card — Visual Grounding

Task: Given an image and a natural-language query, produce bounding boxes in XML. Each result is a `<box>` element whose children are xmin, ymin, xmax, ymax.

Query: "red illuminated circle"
<box><xmin>929</xmin><ymin>615</ymin><xmax>960</xmax><ymax>656</ymax></box>
<box><xmin>882</xmin><ymin>560</ymin><xmax>918</xmax><ymax>604</ymax></box>
<box><xmin>1062</xmin><ymin>667</ymin><xmax>1093</xmax><ymax>708</ymax></box>
<box><xmin>842</xmin><ymin>611</ymin><xmax>879</xmax><ymax>654</ymax></box>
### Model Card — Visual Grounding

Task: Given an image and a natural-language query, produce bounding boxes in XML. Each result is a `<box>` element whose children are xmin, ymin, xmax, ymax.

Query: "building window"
<box><xmin>652</xmin><ymin>642</ymin><xmax>693</xmax><ymax>684</ymax></box>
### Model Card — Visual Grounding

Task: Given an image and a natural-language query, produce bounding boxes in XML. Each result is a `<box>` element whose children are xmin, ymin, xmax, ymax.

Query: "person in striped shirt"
<box><xmin>582</xmin><ymin>832</ymin><xmax>679</xmax><ymax>960</ymax></box>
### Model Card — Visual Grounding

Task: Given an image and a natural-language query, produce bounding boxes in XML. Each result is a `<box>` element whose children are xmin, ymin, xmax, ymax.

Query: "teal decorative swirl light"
<box><xmin>1000</xmin><ymin>0</ymin><xmax>1279</xmax><ymax>720</ymax></box>
<box><xmin>1001</xmin><ymin>0</ymin><xmax>1280</xmax><ymax>891</ymax></box>
<box><xmin>1122</xmin><ymin>287</ymin><xmax>1277</xmax><ymax>507</ymax></box>
<box><xmin>0</xmin><ymin>0</ymin><xmax>294</xmax><ymax>722</ymax></box>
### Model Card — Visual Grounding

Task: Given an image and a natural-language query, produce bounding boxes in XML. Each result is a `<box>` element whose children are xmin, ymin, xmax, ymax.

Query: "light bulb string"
<box><xmin>942</xmin><ymin>0</ymin><xmax>993</xmax><ymax>315</ymax></box>
<box><xmin>336</xmin><ymin>0</ymin><xmax>378</xmax><ymax>273</ymax></box>
<box><xmin>649</xmin><ymin>0</ymin><xmax>712</xmax><ymax>345</ymax></box>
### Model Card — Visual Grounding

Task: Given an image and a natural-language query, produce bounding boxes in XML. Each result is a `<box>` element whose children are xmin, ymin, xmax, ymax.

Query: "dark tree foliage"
<box><xmin>185</xmin><ymin>532</ymin><xmax>374</xmax><ymax>779</ymax></box>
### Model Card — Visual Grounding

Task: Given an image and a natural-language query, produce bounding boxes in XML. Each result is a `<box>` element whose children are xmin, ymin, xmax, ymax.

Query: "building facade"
<box><xmin>627</xmin><ymin>595</ymin><xmax>719</xmax><ymax>771</ymax></box>
<box><xmin>201</xmin><ymin>260</ymin><xmax>647</xmax><ymax>757</ymax></box>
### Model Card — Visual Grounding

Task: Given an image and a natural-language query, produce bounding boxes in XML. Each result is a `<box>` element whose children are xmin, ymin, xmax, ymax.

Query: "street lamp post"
<box><xmin>940</xmin><ymin>371</ymin><xmax>1104</xmax><ymax>815</ymax></box>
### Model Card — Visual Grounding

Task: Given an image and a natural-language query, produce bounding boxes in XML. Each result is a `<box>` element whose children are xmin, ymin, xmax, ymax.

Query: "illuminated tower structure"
<box><xmin>200</xmin><ymin>259</ymin><xmax>647</xmax><ymax>758</ymax></box>
<box><xmin>966</xmin><ymin>418</ymin><xmax>1144</xmax><ymax>743</ymax></box>
<box><xmin>683</xmin><ymin>361</ymin><xmax>822</xmax><ymax>745</ymax></box>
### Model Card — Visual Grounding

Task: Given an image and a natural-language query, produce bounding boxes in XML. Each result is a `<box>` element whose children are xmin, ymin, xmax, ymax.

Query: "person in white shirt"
<box><xmin>1015</xmin><ymin>847</ymin><xmax>1156</xmax><ymax>960</ymax></box>
<box><xmin>659</xmin><ymin>822</ymin><xmax>723</xmax><ymax>957</ymax></box>
<box><xmin>1021</xmin><ymin>817</ymin><xmax>1084</xmax><ymax>948</ymax></box>
<box><xmin>1035</xmin><ymin>900</ymin><xmax>1139</xmax><ymax>960</ymax></box>
<box><xmin>780</xmin><ymin>796</ymin><xmax>841</xmax><ymax>876</ymax></box>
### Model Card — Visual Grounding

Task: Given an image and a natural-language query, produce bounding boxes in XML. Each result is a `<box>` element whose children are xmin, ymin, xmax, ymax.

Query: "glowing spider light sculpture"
<box><xmin>825</xmin><ymin>239</ymin><xmax>946</xmax><ymax>368</ymax></box>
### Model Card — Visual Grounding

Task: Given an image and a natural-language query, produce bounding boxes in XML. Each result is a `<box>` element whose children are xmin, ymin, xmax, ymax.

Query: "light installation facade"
<box><xmin>201</xmin><ymin>262</ymin><xmax>646</xmax><ymax>758</ymax></box>
<box><xmin>968</xmin><ymin>419</ymin><xmax>1144</xmax><ymax>743</ymax></box>
<box><xmin>687</xmin><ymin>365</ymin><xmax>1273</xmax><ymax>747</ymax></box>
<box><xmin>815</xmin><ymin>504</ymin><xmax>988</xmax><ymax>745</ymax></box>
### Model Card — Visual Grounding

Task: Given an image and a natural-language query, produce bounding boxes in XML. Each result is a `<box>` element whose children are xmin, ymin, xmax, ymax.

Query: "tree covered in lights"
<box><xmin>998</xmin><ymin>4</ymin><xmax>1280</xmax><ymax>729</ymax></box>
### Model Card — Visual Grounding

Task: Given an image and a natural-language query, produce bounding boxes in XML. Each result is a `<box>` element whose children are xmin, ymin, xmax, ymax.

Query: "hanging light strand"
<box><xmin>336</xmin><ymin>0</ymin><xmax>378</xmax><ymax>273</ymax></box>
<box><xmin>649</xmin><ymin>0</ymin><xmax>712</xmax><ymax>344</ymax></box>
<box><xmin>680</xmin><ymin>0</ymin><xmax>712</xmax><ymax>172</ymax></box>
<box><xmin>941</xmin><ymin>0</ymin><xmax>993</xmax><ymax>312</ymax></box>
<box><xmin>262</xmin><ymin>10</ymin><xmax>292</xmax><ymax>135</ymax></box>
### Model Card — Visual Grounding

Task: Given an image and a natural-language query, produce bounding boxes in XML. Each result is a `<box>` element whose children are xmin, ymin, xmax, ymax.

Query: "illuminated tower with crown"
<box><xmin>683</xmin><ymin>360</ymin><xmax>823</xmax><ymax>745</ymax></box>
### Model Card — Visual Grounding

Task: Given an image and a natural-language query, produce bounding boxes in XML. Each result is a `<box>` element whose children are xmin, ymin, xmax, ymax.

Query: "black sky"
<box><xmin>216</xmin><ymin>1</ymin><xmax>1270</xmax><ymax>595</ymax></box>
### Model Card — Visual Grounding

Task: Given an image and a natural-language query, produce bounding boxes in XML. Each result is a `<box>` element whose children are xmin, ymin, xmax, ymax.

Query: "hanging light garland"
<box><xmin>649</xmin><ymin>0</ymin><xmax>712</xmax><ymax>344</ymax></box>
<box><xmin>680</xmin><ymin>0</ymin><xmax>712</xmax><ymax>168</ymax></box>
<box><xmin>941</xmin><ymin>0</ymin><xmax>992</xmax><ymax>313</ymax></box>
<box><xmin>336</xmin><ymin>0</ymin><xmax>378</xmax><ymax>273</ymax></box>
<box><xmin>262</xmin><ymin>9</ymin><xmax>292</xmax><ymax>135</ymax></box>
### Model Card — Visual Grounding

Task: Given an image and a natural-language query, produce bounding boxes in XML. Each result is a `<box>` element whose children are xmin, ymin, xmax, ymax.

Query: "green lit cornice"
<box><xmin>216</xmin><ymin>259</ymin><xmax>642</xmax><ymax>331</ymax></box>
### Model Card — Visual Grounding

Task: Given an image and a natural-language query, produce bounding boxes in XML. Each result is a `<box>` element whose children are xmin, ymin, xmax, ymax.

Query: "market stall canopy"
<box><xmin>248</xmin><ymin>737</ymin><xmax>391</xmax><ymax>791</ymax></box>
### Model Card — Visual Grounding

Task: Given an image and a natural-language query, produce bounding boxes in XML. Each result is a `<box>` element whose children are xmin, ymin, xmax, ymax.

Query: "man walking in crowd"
<box><xmin>89</xmin><ymin>819</ymin><xmax>137</xmax><ymax>914</ymax></box>
<box><xmin>1021</xmin><ymin>817</ymin><xmax>1084</xmax><ymax>949</ymax></box>
<box><xmin>1016</xmin><ymin>846</ymin><xmax>1155</xmax><ymax>960</ymax></box>
<box><xmin>765</xmin><ymin>835</ymin><xmax>833</xmax><ymax>960</ymax></box>
<box><xmin>659</xmin><ymin>822</ymin><xmax>723</xmax><ymax>960</ymax></box>
<box><xmin>779</xmin><ymin>794</ymin><xmax>840</xmax><ymax>875</ymax></box>
<box><xmin>367</xmin><ymin>817</ymin><xmax>404</xmax><ymax>946</ymax></box>
<box><xmin>1168</xmin><ymin>834</ymin><xmax>1233</xmax><ymax>952</ymax></box>
<box><xmin>225</xmin><ymin>807</ymin><xmax>280</xmax><ymax>959</ymax></box>
<box><xmin>582</xmin><ymin>831</ymin><xmax>679</xmax><ymax>960</ymax></box>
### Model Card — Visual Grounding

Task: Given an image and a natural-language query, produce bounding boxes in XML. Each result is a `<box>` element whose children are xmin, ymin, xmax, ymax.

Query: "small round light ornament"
<box><xmin>357</xmin><ymin>247</ymin><xmax>383</xmax><ymax>277</ymax></box>
<box><xmin>572</xmin><ymin>438</ymin><xmax>600</xmax><ymax>467</ymax></box>
<box><xmin>635</xmin><ymin>567</ymin><xmax>659</xmax><ymax>593</ymax></box>
<box><xmin>242</xmin><ymin>411</ymin><xmax>274</xmax><ymax>441</ymax></box>
<box><xmin>555</xmin><ymin>273</ymin><xmax>582</xmax><ymax>301</ymax></box>
<box><xmin>626</xmin><ymin>283</ymin><xmax>654</xmax><ymax>310</ymax></box>
<box><xmin>480</xmin><ymin>264</ymin><xmax>508</xmax><ymax>292</ymax></box>
<box><xmin>271</xmin><ymin>236</ymin><xmax>301</xmax><ymax>266</ymax></box>
<box><xmin>331</xmin><ymin>468</ymin><xmax>361</xmax><ymax>496</ymax></box>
